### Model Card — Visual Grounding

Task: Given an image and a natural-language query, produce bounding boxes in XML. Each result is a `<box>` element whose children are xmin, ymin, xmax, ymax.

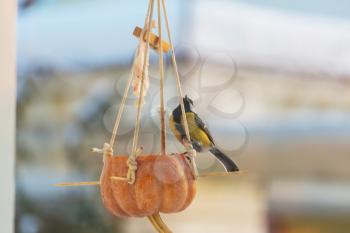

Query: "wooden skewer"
<box><xmin>109</xmin><ymin>171</ymin><xmax>243</xmax><ymax>184</ymax></box>
<box><xmin>198</xmin><ymin>171</ymin><xmax>244</xmax><ymax>178</ymax></box>
<box><xmin>150</xmin><ymin>20</ymin><xmax>156</xmax><ymax>28</ymax></box>
<box><xmin>53</xmin><ymin>171</ymin><xmax>243</xmax><ymax>187</ymax></box>
<box><xmin>133</xmin><ymin>26</ymin><xmax>170</xmax><ymax>53</ymax></box>
<box><xmin>110</xmin><ymin>176</ymin><xmax>128</xmax><ymax>181</ymax></box>
<box><xmin>53</xmin><ymin>181</ymin><xmax>100</xmax><ymax>187</ymax></box>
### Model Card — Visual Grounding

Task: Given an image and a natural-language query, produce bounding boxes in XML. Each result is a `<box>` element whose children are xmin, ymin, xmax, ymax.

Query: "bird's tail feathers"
<box><xmin>209</xmin><ymin>147</ymin><xmax>239</xmax><ymax>172</ymax></box>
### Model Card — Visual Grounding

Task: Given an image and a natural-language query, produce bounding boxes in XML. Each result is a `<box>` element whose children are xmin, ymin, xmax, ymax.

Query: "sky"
<box><xmin>17</xmin><ymin>0</ymin><xmax>350</xmax><ymax>76</ymax></box>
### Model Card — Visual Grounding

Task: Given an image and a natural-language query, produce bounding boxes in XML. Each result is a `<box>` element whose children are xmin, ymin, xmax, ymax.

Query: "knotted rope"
<box><xmin>93</xmin><ymin>0</ymin><xmax>198</xmax><ymax>184</ymax></box>
<box><xmin>127</xmin><ymin>0</ymin><xmax>155</xmax><ymax>184</ymax></box>
<box><xmin>93</xmin><ymin>0</ymin><xmax>155</xmax><ymax>184</ymax></box>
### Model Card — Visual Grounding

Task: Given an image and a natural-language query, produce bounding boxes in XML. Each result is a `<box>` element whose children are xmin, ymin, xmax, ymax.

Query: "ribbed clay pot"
<box><xmin>100</xmin><ymin>154</ymin><xmax>196</xmax><ymax>218</ymax></box>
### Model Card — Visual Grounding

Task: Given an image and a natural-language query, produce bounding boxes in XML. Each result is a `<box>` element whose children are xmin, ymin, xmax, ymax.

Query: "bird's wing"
<box><xmin>193</xmin><ymin>112</ymin><xmax>215</xmax><ymax>144</ymax></box>
<box><xmin>175</xmin><ymin>122</ymin><xmax>186</xmax><ymax>139</ymax></box>
<box><xmin>169</xmin><ymin>115</ymin><xmax>186</xmax><ymax>142</ymax></box>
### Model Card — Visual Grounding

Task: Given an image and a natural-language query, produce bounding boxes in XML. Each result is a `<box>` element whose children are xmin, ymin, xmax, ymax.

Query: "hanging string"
<box><xmin>109</xmin><ymin>57</ymin><xmax>136</xmax><ymax>148</ymax></box>
<box><xmin>109</xmin><ymin>1</ymin><xmax>153</xmax><ymax>150</ymax></box>
<box><xmin>161</xmin><ymin>0</ymin><xmax>191</xmax><ymax>144</ymax></box>
<box><xmin>130</xmin><ymin>0</ymin><xmax>155</xmax><ymax>160</ymax></box>
<box><xmin>157</xmin><ymin>0</ymin><xmax>167</xmax><ymax>155</ymax></box>
<box><xmin>161</xmin><ymin>0</ymin><xmax>198</xmax><ymax>178</ymax></box>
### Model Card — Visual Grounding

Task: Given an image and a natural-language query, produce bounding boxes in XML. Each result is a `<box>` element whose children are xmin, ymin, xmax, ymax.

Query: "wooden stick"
<box><xmin>198</xmin><ymin>171</ymin><xmax>244</xmax><ymax>178</ymax></box>
<box><xmin>110</xmin><ymin>176</ymin><xmax>128</xmax><ymax>181</ymax></box>
<box><xmin>151</xmin><ymin>20</ymin><xmax>156</xmax><ymax>28</ymax></box>
<box><xmin>53</xmin><ymin>181</ymin><xmax>100</xmax><ymax>187</ymax></box>
<box><xmin>133</xmin><ymin>26</ymin><xmax>170</xmax><ymax>53</ymax></box>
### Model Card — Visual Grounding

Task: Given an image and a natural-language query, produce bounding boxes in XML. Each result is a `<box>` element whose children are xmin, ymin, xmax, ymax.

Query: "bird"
<box><xmin>169</xmin><ymin>96</ymin><xmax>239</xmax><ymax>172</ymax></box>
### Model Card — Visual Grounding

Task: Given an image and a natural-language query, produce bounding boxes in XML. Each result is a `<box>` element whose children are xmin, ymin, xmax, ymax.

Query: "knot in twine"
<box><xmin>186</xmin><ymin>146</ymin><xmax>196</xmax><ymax>158</ymax></box>
<box><xmin>92</xmin><ymin>143</ymin><xmax>113</xmax><ymax>163</ymax></box>
<box><xmin>126</xmin><ymin>147</ymin><xmax>142</xmax><ymax>184</ymax></box>
<box><xmin>182</xmin><ymin>142</ymin><xmax>198</xmax><ymax>179</ymax></box>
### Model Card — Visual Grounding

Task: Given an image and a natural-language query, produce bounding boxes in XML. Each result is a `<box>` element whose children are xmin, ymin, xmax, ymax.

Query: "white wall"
<box><xmin>0</xmin><ymin>0</ymin><xmax>16</xmax><ymax>232</ymax></box>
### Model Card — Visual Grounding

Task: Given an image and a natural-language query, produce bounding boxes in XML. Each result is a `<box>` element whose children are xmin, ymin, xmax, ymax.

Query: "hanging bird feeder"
<box><xmin>55</xmin><ymin>0</ymin><xmax>241</xmax><ymax>232</ymax></box>
<box><xmin>100</xmin><ymin>148</ymin><xmax>196</xmax><ymax>218</ymax></box>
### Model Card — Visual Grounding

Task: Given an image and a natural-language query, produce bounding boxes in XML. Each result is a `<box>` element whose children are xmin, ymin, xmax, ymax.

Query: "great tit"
<box><xmin>169</xmin><ymin>96</ymin><xmax>239</xmax><ymax>172</ymax></box>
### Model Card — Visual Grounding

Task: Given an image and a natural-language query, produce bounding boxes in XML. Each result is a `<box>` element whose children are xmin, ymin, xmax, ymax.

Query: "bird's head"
<box><xmin>172</xmin><ymin>95</ymin><xmax>195</xmax><ymax>121</ymax></box>
<box><xmin>183</xmin><ymin>95</ymin><xmax>194</xmax><ymax>112</ymax></box>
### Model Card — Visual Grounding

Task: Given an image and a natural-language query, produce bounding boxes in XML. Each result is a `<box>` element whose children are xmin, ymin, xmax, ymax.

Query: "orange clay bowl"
<box><xmin>100</xmin><ymin>154</ymin><xmax>196</xmax><ymax>218</ymax></box>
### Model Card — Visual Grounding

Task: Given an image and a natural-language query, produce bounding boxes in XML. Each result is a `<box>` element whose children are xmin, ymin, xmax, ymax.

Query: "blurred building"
<box><xmin>16</xmin><ymin>0</ymin><xmax>350</xmax><ymax>233</ymax></box>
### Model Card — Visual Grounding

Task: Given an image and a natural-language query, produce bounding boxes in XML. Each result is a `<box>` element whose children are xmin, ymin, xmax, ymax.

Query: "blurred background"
<box><xmin>16</xmin><ymin>0</ymin><xmax>350</xmax><ymax>233</ymax></box>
